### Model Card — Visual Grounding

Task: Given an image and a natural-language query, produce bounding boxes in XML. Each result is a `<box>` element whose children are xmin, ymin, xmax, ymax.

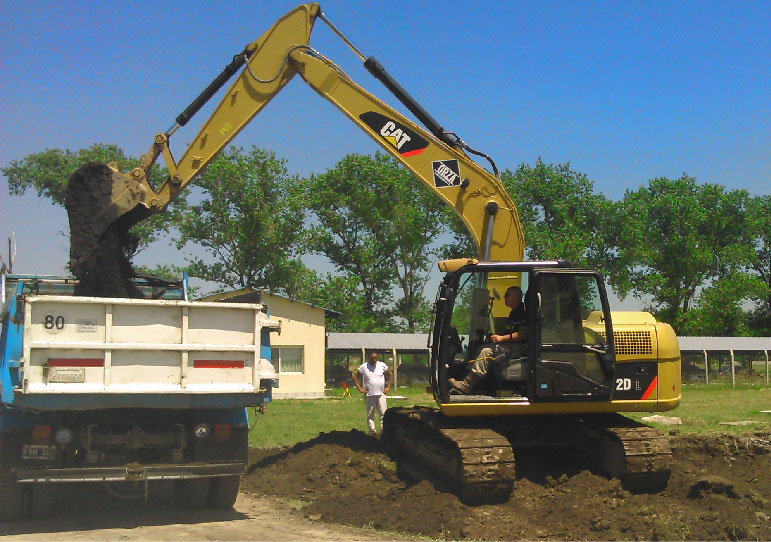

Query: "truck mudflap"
<box><xmin>14</xmin><ymin>461</ymin><xmax>245</xmax><ymax>483</ymax></box>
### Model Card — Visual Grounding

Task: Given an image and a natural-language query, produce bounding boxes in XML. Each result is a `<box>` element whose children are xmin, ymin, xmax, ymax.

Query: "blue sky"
<box><xmin>1</xmin><ymin>1</ymin><xmax>769</xmax><ymax>298</ymax></box>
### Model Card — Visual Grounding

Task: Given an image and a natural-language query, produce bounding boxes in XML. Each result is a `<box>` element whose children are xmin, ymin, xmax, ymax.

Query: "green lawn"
<box><xmin>248</xmin><ymin>386</ymin><xmax>433</xmax><ymax>448</ymax></box>
<box><xmin>248</xmin><ymin>383</ymin><xmax>771</xmax><ymax>448</ymax></box>
<box><xmin>629</xmin><ymin>382</ymin><xmax>771</xmax><ymax>435</ymax></box>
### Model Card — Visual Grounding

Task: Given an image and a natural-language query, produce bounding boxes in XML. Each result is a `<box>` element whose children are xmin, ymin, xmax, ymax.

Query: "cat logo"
<box><xmin>359</xmin><ymin>112</ymin><xmax>428</xmax><ymax>157</ymax></box>
<box><xmin>380</xmin><ymin>121</ymin><xmax>411</xmax><ymax>150</ymax></box>
<box><xmin>432</xmin><ymin>160</ymin><xmax>461</xmax><ymax>188</ymax></box>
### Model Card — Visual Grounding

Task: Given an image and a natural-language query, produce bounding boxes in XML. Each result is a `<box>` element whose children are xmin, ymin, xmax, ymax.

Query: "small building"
<box><xmin>200</xmin><ymin>288</ymin><xmax>336</xmax><ymax>399</ymax></box>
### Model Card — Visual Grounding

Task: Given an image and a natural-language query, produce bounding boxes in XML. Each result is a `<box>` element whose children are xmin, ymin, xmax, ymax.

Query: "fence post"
<box><xmin>703</xmin><ymin>349</ymin><xmax>709</xmax><ymax>384</ymax></box>
<box><xmin>730</xmin><ymin>349</ymin><xmax>735</xmax><ymax>388</ymax></box>
<box><xmin>392</xmin><ymin>347</ymin><xmax>398</xmax><ymax>388</ymax></box>
<box><xmin>765</xmin><ymin>350</ymin><xmax>769</xmax><ymax>385</ymax></box>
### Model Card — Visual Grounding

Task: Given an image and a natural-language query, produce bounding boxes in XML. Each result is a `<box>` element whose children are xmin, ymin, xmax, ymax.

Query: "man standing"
<box><xmin>353</xmin><ymin>352</ymin><xmax>394</xmax><ymax>434</ymax></box>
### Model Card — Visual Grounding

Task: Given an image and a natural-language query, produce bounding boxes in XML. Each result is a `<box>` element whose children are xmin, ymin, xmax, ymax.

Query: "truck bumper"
<box><xmin>14</xmin><ymin>462</ymin><xmax>245</xmax><ymax>483</ymax></box>
<box><xmin>13</xmin><ymin>392</ymin><xmax>271</xmax><ymax>410</ymax></box>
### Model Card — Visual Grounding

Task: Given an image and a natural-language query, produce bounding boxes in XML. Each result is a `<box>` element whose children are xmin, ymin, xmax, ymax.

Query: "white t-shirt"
<box><xmin>358</xmin><ymin>360</ymin><xmax>389</xmax><ymax>396</ymax></box>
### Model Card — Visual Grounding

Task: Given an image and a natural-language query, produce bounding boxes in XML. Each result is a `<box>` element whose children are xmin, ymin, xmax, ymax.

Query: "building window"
<box><xmin>271</xmin><ymin>346</ymin><xmax>304</xmax><ymax>374</ymax></box>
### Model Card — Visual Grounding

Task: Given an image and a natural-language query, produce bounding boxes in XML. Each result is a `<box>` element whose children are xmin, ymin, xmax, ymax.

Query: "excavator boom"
<box><xmin>66</xmin><ymin>1</ymin><xmax>522</xmax><ymax>283</ymax></box>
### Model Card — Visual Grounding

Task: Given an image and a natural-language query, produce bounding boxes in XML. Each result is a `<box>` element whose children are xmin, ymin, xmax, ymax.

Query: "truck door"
<box><xmin>529</xmin><ymin>270</ymin><xmax>615</xmax><ymax>401</ymax></box>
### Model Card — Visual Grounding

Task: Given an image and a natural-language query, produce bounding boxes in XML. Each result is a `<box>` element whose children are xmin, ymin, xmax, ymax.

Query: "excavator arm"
<box><xmin>67</xmin><ymin>2</ymin><xmax>522</xmax><ymax>265</ymax></box>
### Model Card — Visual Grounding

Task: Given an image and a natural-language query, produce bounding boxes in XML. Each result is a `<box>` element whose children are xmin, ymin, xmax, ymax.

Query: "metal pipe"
<box><xmin>317</xmin><ymin>10</ymin><xmax>366</xmax><ymax>61</ymax></box>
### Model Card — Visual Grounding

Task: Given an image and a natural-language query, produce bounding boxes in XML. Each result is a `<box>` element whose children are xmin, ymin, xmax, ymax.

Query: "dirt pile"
<box><xmin>244</xmin><ymin>428</ymin><xmax>771</xmax><ymax>541</ymax></box>
<box><xmin>65</xmin><ymin>163</ymin><xmax>141</xmax><ymax>297</ymax></box>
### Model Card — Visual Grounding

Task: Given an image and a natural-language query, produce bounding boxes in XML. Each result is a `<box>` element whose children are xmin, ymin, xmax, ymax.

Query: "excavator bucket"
<box><xmin>65</xmin><ymin>163</ymin><xmax>150</xmax><ymax>297</ymax></box>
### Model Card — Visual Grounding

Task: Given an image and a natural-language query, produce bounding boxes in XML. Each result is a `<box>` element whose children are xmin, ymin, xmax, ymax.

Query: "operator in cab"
<box><xmin>449</xmin><ymin>286</ymin><xmax>528</xmax><ymax>394</ymax></box>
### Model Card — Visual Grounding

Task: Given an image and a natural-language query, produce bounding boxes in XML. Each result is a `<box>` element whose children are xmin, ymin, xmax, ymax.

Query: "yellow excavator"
<box><xmin>65</xmin><ymin>3</ymin><xmax>681</xmax><ymax>503</ymax></box>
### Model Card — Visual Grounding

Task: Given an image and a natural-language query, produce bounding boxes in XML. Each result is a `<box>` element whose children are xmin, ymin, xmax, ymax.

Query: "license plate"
<box><xmin>22</xmin><ymin>445</ymin><xmax>57</xmax><ymax>460</ymax></box>
<box><xmin>48</xmin><ymin>367</ymin><xmax>85</xmax><ymax>383</ymax></box>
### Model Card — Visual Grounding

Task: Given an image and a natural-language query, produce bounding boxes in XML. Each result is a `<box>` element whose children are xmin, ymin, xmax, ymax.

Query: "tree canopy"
<box><xmin>172</xmin><ymin>146</ymin><xmax>308</xmax><ymax>296</ymax></box>
<box><xmin>614</xmin><ymin>176</ymin><xmax>752</xmax><ymax>331</ymax></box>
<box><xmin>501</xmin><ymin>160</ymin><xmax>616</xmax><ymax>273</ymax></box>
<box><xmin>302</xmin><ymin>153</ymin><xmax>448</xmax><ymax>332</ymax></box>
<box><xmin>4</xmin><ymin>144</ymin><xmax>768</xmax><ymax>336</ymax></box>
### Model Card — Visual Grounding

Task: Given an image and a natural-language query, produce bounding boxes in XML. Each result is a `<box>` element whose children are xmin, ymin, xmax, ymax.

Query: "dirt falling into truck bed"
<box><xmin>65</xmin><ymin>163</ymin><xmax>142</xmax><ymax>298</ymax></box>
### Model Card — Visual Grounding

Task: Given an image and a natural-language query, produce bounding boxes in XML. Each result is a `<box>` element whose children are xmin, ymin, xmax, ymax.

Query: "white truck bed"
<box><xmin>16</xmin><ymin>295</ymin><xmax>279</xmax><ymax>408</ymax></box>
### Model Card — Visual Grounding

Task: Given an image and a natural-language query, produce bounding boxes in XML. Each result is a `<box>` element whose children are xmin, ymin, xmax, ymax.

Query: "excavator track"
<box><xmin>496</xmin><ymin>414</ymin><xmax>672</xmax><ymax>492</ymax></box>
<box><xmin>383</xmin><ymin>409</ymin><xmax>672</xmax><ymax>504</ymax></box>
<box><xmin>382</xmin><ymin>407</ymin><xmax>515</xmax><ymax>504</ymax></box>
<box><xmin>599</xmin><ymin>420</ymin><xmax>673</xmax><ymax>492</ymax></box>
<box><xmin>521</xmin><ymin>414</ymin><xmax>672</xmax><ymax>492</ymax></box>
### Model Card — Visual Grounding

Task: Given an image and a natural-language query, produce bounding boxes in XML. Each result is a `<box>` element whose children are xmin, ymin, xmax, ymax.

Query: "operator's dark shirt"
<box><xmin>504</xmin><ymin>303</ymin><xmax>528</xmax><ymax>336</ymax></box>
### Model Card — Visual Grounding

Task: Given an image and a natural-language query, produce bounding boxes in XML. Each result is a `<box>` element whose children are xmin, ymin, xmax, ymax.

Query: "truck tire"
<box><xmin>0</xmin><ymin>477</ymin><xmax>25</xmax><ymax>521</ymax></box>
<box><xmin>208</xmin><ymin>475</ymin><xmax>240</xmax><ymax>509</ymax></box>
<box><xmin>26</xmin><ymin>483</ymin><xmax>56</xmax><ymax>518</ymax></box>
<box><xmin>174</xmin><ymin>478</ymin><xmax>210</xmax><ymax>509</ymax></box>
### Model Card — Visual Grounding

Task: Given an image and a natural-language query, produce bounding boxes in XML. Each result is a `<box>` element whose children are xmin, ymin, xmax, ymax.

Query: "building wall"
<box><xmin>261</xmin><ymin>292</ymin><xmax>326</xmax><ymax>399</ymax></box>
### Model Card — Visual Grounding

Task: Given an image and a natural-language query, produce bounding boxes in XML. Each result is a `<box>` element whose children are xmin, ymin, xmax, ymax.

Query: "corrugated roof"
<box><xmin>327</xmin><ymin>333</ymin><xmax>771</xmax><ymax>353</ymax></box>
<box><xmin>327</xmin><ymin>333</ymin><xmax>430</xmax><ymax>352</ymax></box>
<box><xmin>678</xmin><ymin>336</ymin><xmax>771</xmax><ymax>352</ymax></box>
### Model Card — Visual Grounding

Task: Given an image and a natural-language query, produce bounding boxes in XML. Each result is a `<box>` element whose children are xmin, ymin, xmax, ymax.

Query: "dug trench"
<box><xmin>243</xmin><ymin>428</ymin><xmax>771</xmax><ymax>541</ymax></box>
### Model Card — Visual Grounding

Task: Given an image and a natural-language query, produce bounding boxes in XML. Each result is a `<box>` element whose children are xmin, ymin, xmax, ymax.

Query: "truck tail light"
<box><xmin>214</xmin><ymin>424</ymin><xmax>231</xmax><ymax>443</ymax></box>
<box><xmin>48</xmin><ymin>358</ymin><xmax>104</xmax><ymax>367</ymax></box>
<box><xmin>32</xmin><ymin>425</ymin><xmax>51</xmax><ymax>444</ymax></box>
<box><xmin>193</xmin><ymin>360</ymin><xmax>244</xmax><ymax>369</ymax></box>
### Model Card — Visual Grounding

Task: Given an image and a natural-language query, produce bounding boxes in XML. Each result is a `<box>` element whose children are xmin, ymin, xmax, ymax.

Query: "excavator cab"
<box><xmin>432</xmin><ymin>260</ymin><xmax>615</xmax><ymax>404</ymax></box>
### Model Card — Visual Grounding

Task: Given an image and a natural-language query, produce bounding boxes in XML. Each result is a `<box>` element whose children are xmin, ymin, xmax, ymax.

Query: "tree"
<box><xmin>500</xmin><ymin>160</ymin><xmax>617</xmax><ymax>274</ymax></box>
<box><xmin>173</xmin><ymin>146</ymin><xmax>308</xmax><ymax>295</ymax></box>
<box><xmin>615</xmin><ymin>176</ymin><xmax>751</xmax><ymax>330</ymax></box>
<box><xmin>680</xmin><ymin>273</ymin><xmax>764</xmax><ymax>336</ymax></box>
<box><xmin>303</xmin><ymin>153</ymin><xmax>448</xmax><ymax>332</ymax></box>
<box><xmin>2</xmin><ymin>143</ymin><xmax>175</xmax><ymax>255</ymax></box>
<box><xmin>299</xmin><ymin>273</ymin><xmax>385</xmax><ymax>332</ymax></box>
<box><xmin>745</xmin><ymin>195</ymin><xmax>771</xmax><ymax>334</ymax></box>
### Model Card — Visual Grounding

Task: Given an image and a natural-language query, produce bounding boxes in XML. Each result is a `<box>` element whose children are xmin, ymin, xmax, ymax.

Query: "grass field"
<box><xmin>248</xmin><ymin>383</ymin><xmax>771</xmax><ymax>449</ymax></box>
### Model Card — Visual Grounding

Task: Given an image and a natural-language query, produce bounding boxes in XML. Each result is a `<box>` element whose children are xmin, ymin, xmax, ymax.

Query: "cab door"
<box><xmin>529</xmin><ymin>270</ymin><xmax>616</xmax><ymax>401</ymax></box>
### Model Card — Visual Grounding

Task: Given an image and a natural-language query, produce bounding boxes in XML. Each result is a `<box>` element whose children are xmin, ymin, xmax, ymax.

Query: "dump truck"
<box><xmin>0</xmin><ymin>272</ymin><xmax>279</xmax><ymax>519</ymax></box>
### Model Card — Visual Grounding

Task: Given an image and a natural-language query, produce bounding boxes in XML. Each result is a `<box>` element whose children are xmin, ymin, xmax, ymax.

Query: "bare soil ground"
<box><xmin>244</xmin><ymin>427</ymin><xmax>771</xmax><ymax>541</ymax></box>
<box><xmin>0</xmin><ymin>483</ymin><xmax>409</xmax><ymax>541</ymax></box>
<box><xmin>2</xmin><ymin>428</ymin><xmax>767</xmax><ymax>541</ymax></box>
